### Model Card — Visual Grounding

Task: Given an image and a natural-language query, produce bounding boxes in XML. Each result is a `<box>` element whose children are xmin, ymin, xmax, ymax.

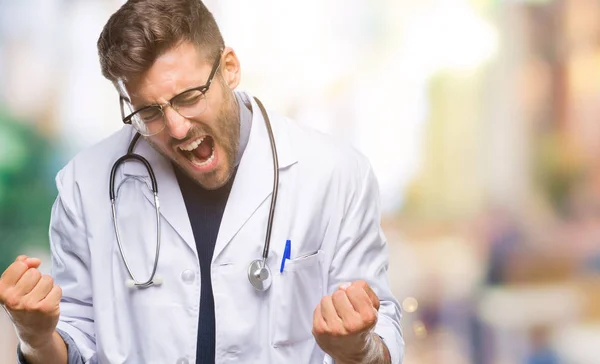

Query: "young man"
<box><xmin>0</xmin><ymin>1</ymin><xmax>404</xmax><ymax>363</ymax></box>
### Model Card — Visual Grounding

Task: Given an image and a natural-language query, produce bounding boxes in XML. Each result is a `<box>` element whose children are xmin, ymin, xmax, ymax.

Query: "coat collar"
<box><xmin>119</xmin><ymin>93</ymin><xmax>297</xmax><ymax>259</ymax></box>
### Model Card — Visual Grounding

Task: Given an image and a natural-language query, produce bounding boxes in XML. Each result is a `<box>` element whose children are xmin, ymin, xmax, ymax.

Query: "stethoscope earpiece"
<box><xmin>152</xmin><ymin>275</ymin><xmax>164</xmax><ymax>286</ymax></box>
<box><xmin>125</xmin><ymin>275</ymin><xmax>163</xmax><ymax>289</ymax></box>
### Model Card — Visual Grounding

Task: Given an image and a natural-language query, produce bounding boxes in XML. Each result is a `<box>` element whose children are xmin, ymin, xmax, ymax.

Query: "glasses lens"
<box><xmin>172</xmin><ymin>89</ymin><xmax>208</xmax><ymax>118</ymax></box>
<box><xmin>130</xmin><ymin>106</ymin><xmax>165</xmax><ymax>136</ymax></box>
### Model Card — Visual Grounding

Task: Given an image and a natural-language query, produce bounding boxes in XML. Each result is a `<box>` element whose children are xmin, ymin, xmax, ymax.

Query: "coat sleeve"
<box><xmin>325</xmin><ymin>154</ymin><xmax>405</xmax><ymax>363</ymax></box>
<box><xmin>16</xmin><ymin>328</ymin><xmax>85</xmax><ymax>364</ymax></box>
<box><xmin>49</xmin><ymin>164</ymin><xmax>97</xmax><ymax>362</ymax></box>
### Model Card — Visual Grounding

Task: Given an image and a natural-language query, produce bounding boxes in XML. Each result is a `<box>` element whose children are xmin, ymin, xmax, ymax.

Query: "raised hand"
<box><xmin>0</xmin><ymin>255</ymin><xmax>62</xmax><ymax>349</ymax></box>
<box><xmin>312</xmin><ymin>280</ymin><xmax>390</xmax><ymax>364</ymax></box>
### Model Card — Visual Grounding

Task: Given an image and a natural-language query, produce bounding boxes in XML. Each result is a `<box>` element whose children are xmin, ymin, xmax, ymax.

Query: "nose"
<box><xmin>163</xmin><ymin>107</ymin><xmax>191</xmax><ymax>140</ymax></box>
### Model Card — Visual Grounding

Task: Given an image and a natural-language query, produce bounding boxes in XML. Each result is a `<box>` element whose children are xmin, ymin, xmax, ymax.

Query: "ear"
<box><xmin>221</xmin><ymin>46</ymin><xmax>241</xmax><ymax>89</ymax></box>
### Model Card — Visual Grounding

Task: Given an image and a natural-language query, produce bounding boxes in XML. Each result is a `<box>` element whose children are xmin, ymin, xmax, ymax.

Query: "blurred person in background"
<box><xmin>526</xmin><ymin>326</ymin><xmax>559</xmax><ymax>364</ymax></box>
<box><xmin>0</xmin><ymin>0</ymin><xmax>403</xmax><ymax>363</ymax></box>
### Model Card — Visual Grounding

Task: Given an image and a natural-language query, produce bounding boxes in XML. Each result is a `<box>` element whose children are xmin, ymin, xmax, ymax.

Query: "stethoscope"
<box><xmin>109</xmin><ymin>97</ymin><xmax>278</xmax><ymax>291</ymax></box>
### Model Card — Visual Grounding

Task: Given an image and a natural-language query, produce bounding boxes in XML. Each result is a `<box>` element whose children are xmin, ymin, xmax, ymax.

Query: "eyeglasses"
<box><xmin>119</xmin><ymin>51</ymin><xmax>222</xmax><ymax>136</ymax></box>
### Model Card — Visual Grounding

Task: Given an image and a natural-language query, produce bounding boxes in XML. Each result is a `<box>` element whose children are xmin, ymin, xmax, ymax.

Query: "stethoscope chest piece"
<box><xmin>248</xmin><ymin>259</ymin><xmax>272</xmax><ymax>291</ymax></box>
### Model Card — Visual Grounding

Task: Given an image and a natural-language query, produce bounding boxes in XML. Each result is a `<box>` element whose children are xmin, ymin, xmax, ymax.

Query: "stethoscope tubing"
<box><xmin>109</xmin><ymin>145</ymin><xmax>162</xmax><ymax>288</ymax></box>
<box><xmin>253</xmin><ymin>97</ymin><xmax>279</xmax><ymax>264</ymax></box>
<box><xmin>109</xmin><ymin>97</ymin><xmax>278</xmax><ymax>291</ymax></box>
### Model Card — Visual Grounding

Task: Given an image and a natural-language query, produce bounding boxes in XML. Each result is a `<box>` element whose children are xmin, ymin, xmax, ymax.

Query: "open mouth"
<box><xmin>178</xmin><ymin>135</ymin><xmax>216</xmax><ymax>167</ymax></box>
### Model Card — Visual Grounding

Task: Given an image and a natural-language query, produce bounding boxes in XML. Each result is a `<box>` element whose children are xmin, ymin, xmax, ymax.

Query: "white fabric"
<box><xmin>49</xmin><ymin>92</ymin><xmax>404</xmax><ymax>363</ymax></box>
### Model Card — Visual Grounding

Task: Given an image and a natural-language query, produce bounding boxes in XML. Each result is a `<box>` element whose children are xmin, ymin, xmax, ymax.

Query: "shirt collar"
<box><xmin>234</xmin><ymin>90</ymin><xmax>253</xmax><ymax>166</ymax></box>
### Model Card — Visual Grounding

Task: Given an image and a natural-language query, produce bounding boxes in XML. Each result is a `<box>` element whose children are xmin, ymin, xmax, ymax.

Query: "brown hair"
<box><xmin>97</xmin><ymin>0</ymin><xmax>224</xmax><ymax>83</ymax></box>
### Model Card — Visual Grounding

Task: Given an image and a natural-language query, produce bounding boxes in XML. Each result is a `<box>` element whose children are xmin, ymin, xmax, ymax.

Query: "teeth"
<box><xmin>190</xmin><ymin>146</ymin><xmax>215</xmax><ymax>167</ymax></box>
<box><xmin>179</xmin><ymin>137</ymin><xmax>205</xmax><ymax>152</ymax></box>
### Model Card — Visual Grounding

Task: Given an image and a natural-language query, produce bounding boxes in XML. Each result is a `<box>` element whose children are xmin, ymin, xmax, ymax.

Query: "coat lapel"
<box><xmin>117</xmin><ymin>94</ymin><xmax>296</xmax><ymax>262</ymax></box>
<box><xmin>120</xmin><ymin>131</ymin><xmax>197</xmax><ymax>256</ymax></box>
<box><xmin>212</xmin><ymin>96</ymin><xmax>296</xmax><ymax>262</ymax></box>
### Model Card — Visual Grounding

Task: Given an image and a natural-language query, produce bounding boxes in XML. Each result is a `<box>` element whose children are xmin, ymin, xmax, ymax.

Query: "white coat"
<box><xmin>49</xmin><ymin>93</ymin><xmax>404</xmax><ymax>363</ymax></box>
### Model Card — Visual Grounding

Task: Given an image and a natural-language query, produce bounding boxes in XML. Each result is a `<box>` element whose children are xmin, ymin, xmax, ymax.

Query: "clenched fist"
<box><xmin>0</xmin><ymin>255</ymin><xmax>62</xmax><ymax>349</ymax></box>
<box><xmin>312</xmin><ymin>280</ymin><xmax>391</xmax><ymax>364</ymax></box>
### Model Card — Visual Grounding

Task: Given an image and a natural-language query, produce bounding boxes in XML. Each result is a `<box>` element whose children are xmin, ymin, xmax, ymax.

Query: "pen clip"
<box><xmin>280</xmin><ymin>239</ymin><xmax>291</xmax><ymax>273</ymax></box>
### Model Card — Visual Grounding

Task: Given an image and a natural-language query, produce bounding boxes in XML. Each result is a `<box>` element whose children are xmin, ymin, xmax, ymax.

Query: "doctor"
<box><xmin>0</xmin><ymin>0</ymin><xmax>404</xmax><ymax>363</ymax></box>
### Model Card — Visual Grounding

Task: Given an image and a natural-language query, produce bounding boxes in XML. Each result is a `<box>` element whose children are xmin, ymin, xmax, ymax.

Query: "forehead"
<box><xmin>121</xmin><ymin>42</ymin><xmax>214</xmax><ymax>104</ymax></box>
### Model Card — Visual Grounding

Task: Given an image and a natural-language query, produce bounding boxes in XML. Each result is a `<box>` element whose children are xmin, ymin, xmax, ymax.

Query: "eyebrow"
<box><xmin>145</xmin><ymin>84</ymin><xmax>208</xmax><ymax>105</ymax></box>
<box><xmin>122</xmin><ymin>91</ymin><xmax>158</xmax><ymax>109</ymax></box>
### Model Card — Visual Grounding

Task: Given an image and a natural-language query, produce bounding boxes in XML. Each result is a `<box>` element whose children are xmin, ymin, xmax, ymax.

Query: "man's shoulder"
<box><xmin>282</xmin><ymin>117</ymin><xmax>372</xmax><ymax>180</ymax></box>
<box><xmin>56</xmin><ymin>126</ymin><xmax>135</xmax><ymax>186</ymax></box>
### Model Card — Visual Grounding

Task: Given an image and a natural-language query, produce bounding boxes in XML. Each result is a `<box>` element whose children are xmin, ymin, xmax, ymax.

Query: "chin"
<box><xmin>190</xmin><ymin>165</ymin><xmax>233</xmax><ymax>190</ymax></box>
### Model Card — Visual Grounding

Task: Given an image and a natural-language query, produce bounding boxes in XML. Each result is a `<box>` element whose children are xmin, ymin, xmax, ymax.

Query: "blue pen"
<box><xmin>280</xmin><ymin>239</ymin><xmax>291</xmax><ymax>273</ymax></box>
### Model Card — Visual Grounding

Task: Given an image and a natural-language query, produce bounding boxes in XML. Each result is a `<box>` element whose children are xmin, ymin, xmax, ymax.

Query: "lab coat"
<box><xmin>49</xmin><ymin>94</ymin><xmax>404</xmax><ymax>363</ymax></box>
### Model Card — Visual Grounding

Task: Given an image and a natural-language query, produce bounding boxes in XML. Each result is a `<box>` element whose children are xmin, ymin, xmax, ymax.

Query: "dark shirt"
<box><xmin>174</xmin><ymin>166</ymin><xmax>237</xmax><ymax>364</ymax></box>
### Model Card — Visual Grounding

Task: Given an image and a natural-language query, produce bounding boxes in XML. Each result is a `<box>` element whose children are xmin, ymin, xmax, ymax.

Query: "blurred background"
<box><xmin>1</xmin><ymin>0</ymin><xmax>600</xmax><ymax>362</ymax></box>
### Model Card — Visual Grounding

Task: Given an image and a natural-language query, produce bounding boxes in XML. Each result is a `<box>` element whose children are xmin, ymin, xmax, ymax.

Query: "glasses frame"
<box><xmin>119</xmin><ymin>50</ymin><xmax>223</xmax><ymax>135</ymax></box>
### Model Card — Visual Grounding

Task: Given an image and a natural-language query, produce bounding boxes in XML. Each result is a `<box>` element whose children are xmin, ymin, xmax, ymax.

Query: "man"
<box><xmin>0</xmin><ymin>1</ymin><xmax>404</xmax><ymax>363</ymax></box>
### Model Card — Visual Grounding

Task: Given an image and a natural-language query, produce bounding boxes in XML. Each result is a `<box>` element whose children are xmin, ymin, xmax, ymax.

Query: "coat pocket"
<box><xmin>271</xmin><ymin>250</ymin><xmax>324</xmax><ymax>347</ymax></box>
